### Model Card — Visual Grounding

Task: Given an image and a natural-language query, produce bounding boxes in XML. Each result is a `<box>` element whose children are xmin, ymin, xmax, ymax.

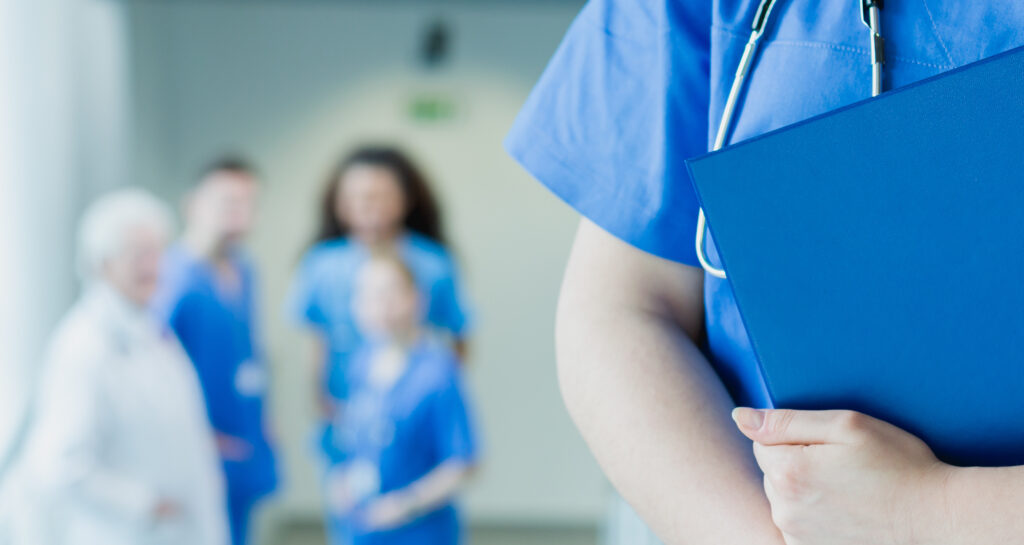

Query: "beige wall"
<box><xmin>125</xmin><ymin>0</ymin><xmax>608</xmax><ymax>527</ymax></box>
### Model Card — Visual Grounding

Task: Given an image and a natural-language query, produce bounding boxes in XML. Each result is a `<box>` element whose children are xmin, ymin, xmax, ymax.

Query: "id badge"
<box><xmin>234</xmin><ymin>360</ymin><xmax>268</xmax><ymax>397</ymax></box>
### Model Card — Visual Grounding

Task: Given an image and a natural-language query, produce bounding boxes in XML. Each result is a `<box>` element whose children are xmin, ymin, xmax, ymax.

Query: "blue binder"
<box><xmin>687</xmin><ymin>46</ymin><xmax>1024</xmax><ymax>467</ymax></box>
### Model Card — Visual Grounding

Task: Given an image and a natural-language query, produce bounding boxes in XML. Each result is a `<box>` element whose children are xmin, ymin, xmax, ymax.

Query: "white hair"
<box><xmin>76</xmin><ymin>188</ymin><xmax>175</xmax><ymax>281</ymax></box>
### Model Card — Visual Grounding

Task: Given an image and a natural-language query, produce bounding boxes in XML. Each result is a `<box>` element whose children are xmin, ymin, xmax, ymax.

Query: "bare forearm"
<box><xmin>306</xmin><ymin>334</ymin><xmax>333</xmax><ymax>417</ymax></box>
<box><xmin>556</xmin><ymin>221</ymin><xmax>783</xmax><ymax>545</ymax></box>
<box><xmin>937</xmin><ymin>465</ymin><xmax>1024</xmax><ymax>543</ymax></box>
<box><xmin>400</xmin><ymin>460</ymin><xmax>473</xmax><ymax>516</ymax></box>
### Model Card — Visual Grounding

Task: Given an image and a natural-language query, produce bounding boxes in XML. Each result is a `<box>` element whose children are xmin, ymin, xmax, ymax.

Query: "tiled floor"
<box><xmin>267</xmin><ymin>521</ymin><xmax>599</xmax><ymax>545</ymax></box>
<box><xmin>467</xmin><ymin>525</ymin><xmax>598</xmax><ymax>545</ymax></box>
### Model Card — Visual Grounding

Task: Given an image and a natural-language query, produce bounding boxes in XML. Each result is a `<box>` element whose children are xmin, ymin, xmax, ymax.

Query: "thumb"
<box><xmin>732</xmin><ymin>408</ymin><xmax>865</xmax><ymax>446</ymax></box>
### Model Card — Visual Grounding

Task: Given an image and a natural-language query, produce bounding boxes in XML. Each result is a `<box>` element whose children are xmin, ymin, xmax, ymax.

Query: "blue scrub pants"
<box><xmin>228</xmin><ymin>494</ymin><xmax>255</xmax><ymax>545</ymax></box>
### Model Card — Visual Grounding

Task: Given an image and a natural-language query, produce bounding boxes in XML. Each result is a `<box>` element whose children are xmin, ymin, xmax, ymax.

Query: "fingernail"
<box><xmin>732</xmin><ymin>408</ymin><xmax>765</xmax><ymax>431</ymax></box>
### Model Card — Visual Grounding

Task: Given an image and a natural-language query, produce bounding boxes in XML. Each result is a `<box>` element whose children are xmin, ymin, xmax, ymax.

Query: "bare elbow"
<box><xmin>552</xmin><ymin>245</ymin><xmax>618</xmax><ymax>425</ymax></box>
<box><xmin>551</xmin><ymin>219</ymin><xmax>705</xmax><ymax>422</ymax></box>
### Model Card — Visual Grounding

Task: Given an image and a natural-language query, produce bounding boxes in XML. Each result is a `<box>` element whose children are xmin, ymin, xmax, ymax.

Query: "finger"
<box><xmin>760</xmin><ymin>475</ymin><xmax>784</xmax><ymax>529</ymax></box>
<box><xmin>781</xmin><ymin>531</ymin><xmax>803</xmax><ymax>545</ymax></box>
<box><xmin>733</xmin><ymin>408</ymin><xmax>868</xmax><ymax>446</ymax></box>
<box><xmin>762</xmin><ymin>472</ymin><xmax>779</xmax><ymax>505</ymax></box>
<box><xmin>762</xmin><ymin>470</ymin><xmax>806</xmax><ymax>543</ymax></box>
<box><xmin>752</xmin><ymin>442</ymin><xmax>812</xmax><ymax>499</ymax></box>
<box><xmin>752</xmin><ymin>442</ymin><xmax>803</xmax><ymax>476</ymax></box>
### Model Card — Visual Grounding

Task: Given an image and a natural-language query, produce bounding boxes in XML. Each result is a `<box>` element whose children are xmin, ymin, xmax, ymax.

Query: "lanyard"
<box><xmin>695</xmin><ymin>0</ymin><xmax>886</xmax><ymax>279</ymax></box>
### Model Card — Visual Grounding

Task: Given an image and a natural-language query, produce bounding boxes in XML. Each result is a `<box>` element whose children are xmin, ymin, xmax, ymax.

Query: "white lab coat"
<box><xmin>18</xmin><ymin>284</ymin><xmax>228</xmax><ymax>545</ymax></box>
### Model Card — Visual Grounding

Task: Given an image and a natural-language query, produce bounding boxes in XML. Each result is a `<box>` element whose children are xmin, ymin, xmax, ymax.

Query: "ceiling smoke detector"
<box><xmin>420</xmin><ymin>19</ymin><xmax>452</xmax><ymax>69</ymax></box>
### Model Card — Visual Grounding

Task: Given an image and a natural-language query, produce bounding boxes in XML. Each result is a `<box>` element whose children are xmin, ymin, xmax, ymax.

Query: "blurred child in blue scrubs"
<box><xmin>153</xmin><ymin>158</ymin><xmax>278</xmax><ymax>545</ymax></box>
<box><xmin>323</xmin><ymin>252</ymin><xmax>479</xmax><ymax>545</ymax></box>
<box><xmin>288</xmin><ymin>146</ymin><xmax>473</xmax><ymax>414</ymax></box>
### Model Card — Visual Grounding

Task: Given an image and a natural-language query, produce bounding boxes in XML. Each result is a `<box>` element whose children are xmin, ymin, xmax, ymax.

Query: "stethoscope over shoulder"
<box><xmin>695</xmin><ymin>0</ymin><xmax>886</xmax><ymax>279</ymax></box>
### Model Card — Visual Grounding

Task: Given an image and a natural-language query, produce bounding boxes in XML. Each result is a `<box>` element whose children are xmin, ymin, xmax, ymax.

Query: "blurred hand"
<box><xmin>361</xmin><ymin>492</ymin><xmax>416</xmax><ymax>531</ymax></box>
<box><xmin>318</xmin><ymin>392</ymin><xmax>338</xmax><ymax>420</ymax></box>
<box><xmin>733</xmin><ymin>408</ymin><xmax>952</xmax><ymax>545</ymax></box>
<box><xmin>326</xmin><ymin>468</ymin><xmax>356</xmax><ymax>515</ymax></box>
<box><xmin>263</xmin><ymin>411</ymin><xmax>279</xmax><ymax>445</ymax></box>
<box><xmin>151</xmin><ymin>498</ymin><xmax>182</xmax><ymax>521</ymax></box>
<box><xmin>215</xmin><ymin>433</ymin><xmax>253</xmax><ymax>462</ymax></box>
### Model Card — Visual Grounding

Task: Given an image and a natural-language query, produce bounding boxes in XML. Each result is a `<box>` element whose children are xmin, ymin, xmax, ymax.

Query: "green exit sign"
<box><xmin>409</xmin><ymin>94</ymin><xmax>458</xmax><ymax>123</ymax></box>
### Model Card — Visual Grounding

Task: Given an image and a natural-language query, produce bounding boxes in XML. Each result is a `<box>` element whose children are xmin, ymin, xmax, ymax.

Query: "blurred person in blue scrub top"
<box><xmin>153</xmin><ymin>158</ymin><xmax>278</xmax><ymax>545</ymax></box>
<box><xmin>505</xmin><ymin>2</ymin><xmax>1024</xmax><ymax>545</ymax></box>
<box><xmin>322</xmin><ymin>252</ymin><xmax>479</xmax><ymax>545</ymax></box>
<box><xmin>287</xmin><ymin>146</ymin><xmax>473</xmax><ymax>415</ymax></box>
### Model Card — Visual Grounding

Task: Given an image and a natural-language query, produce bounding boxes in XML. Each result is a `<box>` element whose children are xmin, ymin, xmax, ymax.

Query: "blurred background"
<box><xmin>0</xmin><ymin>0</ymin><xmax>618</xmax><ymax>544</ymax></box>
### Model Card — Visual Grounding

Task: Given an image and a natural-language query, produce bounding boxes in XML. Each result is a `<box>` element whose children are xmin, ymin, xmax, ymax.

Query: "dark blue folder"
<box><xmin>687</xmin><ymin>46</ymin><xmax>1024</xmax><ymax>467</ymax></box>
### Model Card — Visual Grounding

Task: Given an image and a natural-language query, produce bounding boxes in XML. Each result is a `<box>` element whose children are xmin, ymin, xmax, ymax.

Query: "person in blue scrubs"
<box><xmin>288</xmin><ymin>146</ymin><xmax>472</xmax><ymax>413</ymax></box>
<box><xmin>153</xmin><ymin>158</ymin><xmax>278</xmax><ymax>545</ymax></box>
<box><xmin>506</xmin><ymin>2</ymin><xmax>1024</xmax><ymax>544</ymax></box>
<box><xmin>323</xmin><ymin>253</ymin><xmax>478</xmax><ymax>545</ymax></box>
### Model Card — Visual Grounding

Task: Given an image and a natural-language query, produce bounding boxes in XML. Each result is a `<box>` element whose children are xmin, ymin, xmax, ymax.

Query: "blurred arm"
<box><xmin>404</xmin><ymin>459</ymin><xmax>474</xmax><ymax>516</ymax></box>
<box><xmin>307</xmin><ymin>333</ymin><xmax>337</xmax><ymax>418</ymax></box>
<box><xmin>556</xmin><ymin>219</ymin><xmax>783</xmax><ymax>545</ymax></box>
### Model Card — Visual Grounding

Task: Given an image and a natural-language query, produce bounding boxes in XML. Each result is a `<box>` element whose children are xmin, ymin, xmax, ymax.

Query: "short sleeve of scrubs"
<box><xmin>154</xmin><ymin>283</ymin><xmax>235</xmax><ymax>429</ymax></box>
<box><xmin>429</xmin><ymin>255</ymin><xmax>473</xmax><ymax>338</ymax></box>
<box><xmin>429</xmin><ymin>374</ymin><xmax>478</xmax><ymax>463</ymax></box>
<box><xmin>150</xmin><ymin>265</ymin><xmax>186</xmax><ymax>329</ymax></box>
<box><xmin>286</xmin><ymin>251</ymin><xmax>329</xmax><ymax>329</ymax></box>
<box><xmin>504</xmin><ymin>0</ymin><xmax>712</xmax><ymax>264</ymax></box>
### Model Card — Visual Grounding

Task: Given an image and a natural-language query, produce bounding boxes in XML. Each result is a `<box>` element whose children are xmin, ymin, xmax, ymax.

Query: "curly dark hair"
<box><xmin>314</xmin><ymin>146</ymin><xmax>445</xmax><ymax>245</ymax></box>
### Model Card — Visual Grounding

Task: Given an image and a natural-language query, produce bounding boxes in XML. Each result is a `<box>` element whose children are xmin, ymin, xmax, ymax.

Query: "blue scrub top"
<box><xmin>505</xmin><ymin>0</ymin><xmax>1024</xmax><ymax>408</ymax></box>
<box><xmin>328</xmin><ymin>337</ymin><xmax>479</xmax><ymax>545</ymax></box>
<box><xmin>153</xmin><ymin>244</ymin><xmax>278</xmax><ymax>500</ymax></box>
<box><xmin>288</xmin><ymin>232</ymin><xmax>473</xmax><ymax>399</ymax></box>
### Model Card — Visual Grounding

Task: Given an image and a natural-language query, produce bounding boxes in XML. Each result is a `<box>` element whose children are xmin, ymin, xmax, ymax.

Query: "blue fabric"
<box><xmin>326</xmin><ymin>338</ymin><xmax>478</xmax><ymax>545</ymax></box>
<box><xmin>688</xmin><ymin>46</ymin><xmax>1024</xmax><ymax>466</ymax></box>
<box><xmin>153</xmin><ymin>244</ymin><xmax>278</xmax><ymax>505</ymax></box>
<box><xmin>227</xmin><ymin>493</ymin><xmax>255</xmax><ymax>545</ymax></box>
<box><xmin>505</xmin><ymin>0</ymin><xmax>1024</xmax><ymax>408</ymax></box>
<box><xmin>287</xmin><ymin>233</ymin><xmax>473</xmax><ymax>400</ymax></box>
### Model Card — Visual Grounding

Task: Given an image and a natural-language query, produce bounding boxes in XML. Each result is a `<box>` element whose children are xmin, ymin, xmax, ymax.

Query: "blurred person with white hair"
<box><xmin>17</xmin><ymin>188</ymin><xmax>228</xmax><ymax>545</ymax></box>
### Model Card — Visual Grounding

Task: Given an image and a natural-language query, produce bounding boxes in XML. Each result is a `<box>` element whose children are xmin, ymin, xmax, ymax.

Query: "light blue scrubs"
<box><xmin>288</xmin><ymin>232</ymin><xmax>473</xmax><ymax>401</ymax></box>
<box><xmin>505</xmin><ymin>0</ymin><xmax>1024</xmax><ymax>408</ymax></box>
<box><xmin>324</xmin><ymin>337</ymin><xmax>479</xmax><ymax>545</ymax></box>
<box><xmin>153</xmin><ymin>244</ymin><xmax>279</xmax><ymax>545</ymax></box>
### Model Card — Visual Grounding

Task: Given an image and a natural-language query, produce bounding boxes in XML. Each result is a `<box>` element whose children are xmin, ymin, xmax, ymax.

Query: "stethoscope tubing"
<box><xmin>695</xmin><ymin>0</ymin><xmax>885</xmax><ymax>279</ymax></box>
